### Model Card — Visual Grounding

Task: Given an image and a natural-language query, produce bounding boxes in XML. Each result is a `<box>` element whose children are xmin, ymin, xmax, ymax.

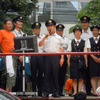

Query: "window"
<box><xmin>38</xmin><ymin>2</ymin><xmax>51</xmax><ymax>22</ymax></box>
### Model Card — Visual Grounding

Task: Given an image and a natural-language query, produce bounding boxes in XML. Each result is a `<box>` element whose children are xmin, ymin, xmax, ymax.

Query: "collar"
<box><xmin>75</xmin><ymin>38</ymin><xmax>81</xmax><ymax>42</ymax></box>
<box><xmin>38</xmin><ymin>35</ymin><xmax>41</xmax><ymax>38</ymax></box>
<box><xmin>14</xmin><ymin>29</ymin><xmax>22</xmax><ymax>33</ymax></box>
<box><xmin>93</xmin><ymin>36</ymin><xmax>100</xmax><ymax>40</ymax></box>
<box><xmin>48</xmin><ymin>33</ymin><xmax>56</xmax><ymax>36</ymax></box>
<box><xmin>34</xmin><ymin>34</ymin><xmax>43</xmax><ymax>39</ymax></box>
<box><xmin>34</xmin><ymin>33</ymin><xmax>40</xmax><ymax>37</ymax></box>
<box><xmin>82</xmin><ymin>28</ymin><xmax>90</xmax><ymax>33</ymax></box>
<box><xmin>50</xmin><ymin>32</ymin><xmax>56</xmax><ymax>36</ymax></box>
<box><xmin>38</xmin><ymin>34</ymin><xmax>42</xmax><ymax>38</ymax></box>
<box><xmin>4</xmin><ymin>29</ymin><xmax>11</xmax><ymax>33</ymax></box>
<box><xmin>62</xmin><ymin>35</ymin><xmax>65</xmax><ymax>38</ymax></box>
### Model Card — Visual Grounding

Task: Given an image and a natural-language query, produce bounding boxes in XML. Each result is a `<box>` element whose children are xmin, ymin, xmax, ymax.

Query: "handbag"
<box><xmin>72</xmin><ymin>40</ymin><xmax>86</xmax><ymax>71</ymax></box>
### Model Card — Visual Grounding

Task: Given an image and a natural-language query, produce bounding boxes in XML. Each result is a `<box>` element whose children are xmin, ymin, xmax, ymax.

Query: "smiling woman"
<box><xmin>67</xmin><ymin>26</ymin><xmax>87</xmax><ymax>96</ymax></box>
<box><xmin>87</xmin><ymin>25</ymin><xmax>100</xmax><ymax>96</ymax></box>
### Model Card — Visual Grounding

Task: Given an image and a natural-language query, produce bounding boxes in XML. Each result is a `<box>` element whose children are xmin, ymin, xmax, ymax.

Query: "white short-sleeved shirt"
<box><xmin>13</xmin><ymin>29</ymin><xmax>26</xmax><ymax>37</ymax></box>
<box><xmin>62</xmin><ymin>36</ymin><xmax>69</xmax><ymax>52</ymax></box>
<box><xmin>68</xmin><ymin>38</ymin><xmax>87</xmax><ymax>52</ymax></box>
<box><xmin>86</xmin><ymin>36</ymin><xmax>100</xmax><ymax>49</ymax></box>
<box><xmin>43</xmin><ymin>33</ymin><xmax>63</xmax><ymax>53</ymax></box>
<box><xmin>81</xmin><ymin>28</ymin><xmax>93</xmax><ymax>41</ymax></box>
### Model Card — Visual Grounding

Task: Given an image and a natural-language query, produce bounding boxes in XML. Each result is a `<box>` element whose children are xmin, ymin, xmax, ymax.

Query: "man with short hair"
<box><xmin>39</xmin><ymin>19</ymin><xmax>64</xmax><ymax>98</ymax></box>
<box><xmin>80</xmin><ymin>16</ymin><xmax>93</xmax><ymax>96</ymax></box>
<box><xmin>12</xmin><ymin>16</ymin><xmax>26</xmax><ymax>92</ymax></box>
<box><xmin>31</xmin><ymin>22</ymin><xmax>44</xmax><ymax>97</ymax></box>
<box><xmin>56</xmin><ymin>24</ymin><xmax>69</xmax><ymax>96</ymax></box>
<box><xmin>0</xmin><ymin>18</ymin><xmax>15</xmax><ymax>92</ymax></box>
<box><xmin>81</xmin><ymin>16</ymin><xmax>93</xmax><ymax>41</ymax></box>
<box><xmin>13</xmin><ymin>16</ymin><xmax>25</xmax><ymax>36</ymax></box>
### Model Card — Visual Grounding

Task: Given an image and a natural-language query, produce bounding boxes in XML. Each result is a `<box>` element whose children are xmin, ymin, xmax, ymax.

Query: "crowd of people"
<box><xmin>0</xmin><ymin>15</ymin><xmax>100</xmax><ymax>98</ymax></box>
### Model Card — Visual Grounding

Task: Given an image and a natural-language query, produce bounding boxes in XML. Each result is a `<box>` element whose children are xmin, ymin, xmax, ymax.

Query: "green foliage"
<box><xmin>69</xmin><ymin>0</ymin><xmax>100</xmax><ymax>33</ymax></box>
<box><xmin>0</xmin><ymin>0</ymin><xmax>38</xmax><ymax>34</ymax></box>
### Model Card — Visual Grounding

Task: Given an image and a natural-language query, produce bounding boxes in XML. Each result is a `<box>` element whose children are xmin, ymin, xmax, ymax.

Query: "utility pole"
<box><xmin>35</xmin><ymin>3</ymin><xmax>38</xmax><ymax>21</ymax></box>
<box><xmin>51</xmin><ymin>1</ymin><xmax>53</xmax><ymax>19</ymax></box>
<box><xmin>78</xmin><ymin>0</ymin><xmax>81</xmax><ymax>12</ymax></box>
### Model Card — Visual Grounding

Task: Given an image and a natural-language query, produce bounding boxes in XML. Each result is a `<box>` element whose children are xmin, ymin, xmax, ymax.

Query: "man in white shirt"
<box><xmin>56</xmin><ymin>24</ymin><xmax>69</xmax><ymax>96</ymax></box>
<box><xmin>13</xmin><ymin>16</ymin><xmax>26</xmax><ymax>37</ymax></box>
<box><xmin>81</xmin><ymin>16</ymin><xmax>93</xmax><ymax>41</ymax></box>
<box><xmin>12</xmin><ymin>16</ymin><xmax>26</xmax><ymax>92</ymax></box>
<box><xmin>30</xmin><ymin>22</ymin><xmax>44</xmax><ymax>97</ymax></box>
<box><xmin>80</xmin><ymin>16</ymin><xmax>93</xmax><ymax>96</ymax></box>
<box><xmin>39</xmin><ymin>19</ymin><xmax>64</xmax><ymax>97</ymax></box>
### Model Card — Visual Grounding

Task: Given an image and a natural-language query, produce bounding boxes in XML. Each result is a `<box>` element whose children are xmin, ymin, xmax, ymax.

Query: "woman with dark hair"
<box><xmin>87</xmin><ymin>25</ymin><xmax>100</xmax><ymax>96</ymax></box>
<box><xmin>67</xmin><ymin>27</ymin><xmax>87</xmax><ymax>96</ymax></box>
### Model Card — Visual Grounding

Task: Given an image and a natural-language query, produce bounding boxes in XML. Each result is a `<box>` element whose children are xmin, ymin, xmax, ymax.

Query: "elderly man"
<box><xmin>0</xmin><ymin>18</ymin><xmax>15</xmax><ymax>92</ymax></box>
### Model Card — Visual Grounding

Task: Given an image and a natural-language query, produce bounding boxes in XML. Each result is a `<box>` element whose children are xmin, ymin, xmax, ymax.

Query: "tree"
<box><xmin>69</xmin><ymin>0</ymin><xmax>100</xmax><ymax>33</ymax></box>
<box><xmin>0</xmin><ymin>0</ymin><xmax>38</xmax><ymax>34</ymax></box>
<box><xmin>0</xmin><ymin>0</ymin><xmax>38</xmax><ymax>89</ymax></box>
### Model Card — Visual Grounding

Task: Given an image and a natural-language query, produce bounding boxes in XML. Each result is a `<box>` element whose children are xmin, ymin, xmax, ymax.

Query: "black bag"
<box><xmin>72</xmin><ymin>40</ymin><xmax>86</xmax><ymax>71</ymax></box>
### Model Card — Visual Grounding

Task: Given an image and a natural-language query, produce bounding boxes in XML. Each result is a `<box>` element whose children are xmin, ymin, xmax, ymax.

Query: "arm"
<box><xmin>84</xmin><ymin>55</ymin><xmax>88</xmax><ymax>67</ymax></box>
<box><xmin>84</xmin><ymin>42</ymin><xmax>88</xmax><ymax>67</ymax></box>
<box><xmin>67</xmin><ymin>53</ymin><xmax>71</xmax><ymax>68</ymax></box>
<box><xmin>60</xmin><ymin>47</ymin><xmax>64</xmax><ymax>67</ymax></box>
<box><xmin>88</xmin><ymin>48</ymin><xmax>99</xmax><ymax>63</ymax></box>
<box><xmin>86</xmin><ymin>39</ymin><xmax>99</xmax><ymax>63</ymax></box>
<box><xmin>0</xmin><ymin>31</ymin><xmax>3</xmax><ymax>45</ymax></box>
<box><xmin>0</xmin><ymin>31</ymin><xmax>3</xmax><ymax>56</ymax></box>
<box><xmin>39</xmin><ymin>36</ymin><xmax>47</xmax><ymax>47</ymax></box>
<box><xmin>67</xmin><ymin>40</ymin><xmax>71</xmax><ymax>68</ymax></box>
<box><xmin>39</xmin><ymin>32</ymin><xmax>49</xmax><ymax>47</ymax></box>
<box><xmin>10</xmin><ymin>33</ymin><xmax>16</xmax><ymax>53</ymax></box>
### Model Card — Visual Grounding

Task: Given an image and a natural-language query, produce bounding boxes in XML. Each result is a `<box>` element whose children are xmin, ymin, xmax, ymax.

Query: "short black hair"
<box><xmin>4</xmin><ymin>18</ymin><xmax>12</xmax><ymax>24</ymax></box>
<box><xmin>73</xmin><ymin>27</ymin><xmax>82</xmax><ymax>33</ymax></box>
<box><xmin>74</xmin><ymin>92</ymin><xmax>86</xmax><ymax>100</ymax></box>
<box><xmin>90</xmin><ymin>25</ymin><xmax>100</xmax><ymax>31</ymax></box>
